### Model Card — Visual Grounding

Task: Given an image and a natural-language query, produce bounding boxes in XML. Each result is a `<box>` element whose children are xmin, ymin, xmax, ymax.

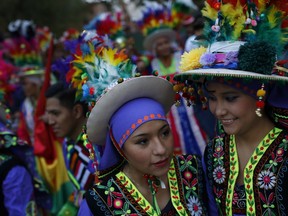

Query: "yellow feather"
<box><xmin>266</xmin><ymin>6</ymin><xmax>283</xmax><ymax>28</ymax></box>
<box><xmin>257</xmin><ymin>0</ymin><xmax>266</xmax><ymax>13</ymax></box>
<box><xmin>242</xmin><ymin>29</ymin><xmax>256</xmax><ymax>34</ymax></box>
<box><xmin>222</xmin><ymin>1</ymin><xmax>246</xmax><ymax>40</ymax></box>
<box><xmin>201</xmin><ymin>2</ymin><xmax>218</xmax><ymax>20</ymax></box>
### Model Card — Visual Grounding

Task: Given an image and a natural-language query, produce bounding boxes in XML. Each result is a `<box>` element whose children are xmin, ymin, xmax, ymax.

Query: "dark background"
<box><xmin>0</xmin><ymin>0</ymin><xmax>89</xmax><ymax>38</ymax></box>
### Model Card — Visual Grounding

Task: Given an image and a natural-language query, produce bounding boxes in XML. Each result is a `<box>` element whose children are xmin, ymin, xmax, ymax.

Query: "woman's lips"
<box><xmin>153</xmin><ymin>158</ymin><xmax>169</xmax><ymax>168</ymax></box>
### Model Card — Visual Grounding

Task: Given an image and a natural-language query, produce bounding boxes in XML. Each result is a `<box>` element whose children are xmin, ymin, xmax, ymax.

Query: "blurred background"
<box><xmin>0</xmin><ymin>0</ymin><xmax>205</xmax><ymax>38</ymax></box>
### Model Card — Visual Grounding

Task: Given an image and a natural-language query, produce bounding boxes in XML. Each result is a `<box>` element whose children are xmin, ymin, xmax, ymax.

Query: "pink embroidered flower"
<box><xmin>257</xmin><ymin>170</ymin><xmax>276</xmax><ymax>190</ymax></box>
<box><xmin>187</xmin><ymin>196</ymin><xmax>203</xmax><ymax>216</ymax></box>
<box><xmin>232</xmin><ymin>192</ymin><xmax>239</xmax><ymax>205</ymax></box>
<box><xmin>215</xmin><ymin>145</ymin><xmax>223</xmax><ymax>153</ymax></box>
<box><xmin>113</xmin><ymin>198</ymin><xmax>123</xmax><ymax>209</ymax></box>
<box><xmin>276</xmin><ymin>148</ymin><xmax>284</xmax><ymax>157</ymax></box>
<box><xmin>213</xmin><ymin>166</ymin><xmax>226</xmax><ymax>184</ymax></box>
<box><xmin>184</xmin><ymin>171</ymin><xmax>193</xmax><ymax>180</ymax></box>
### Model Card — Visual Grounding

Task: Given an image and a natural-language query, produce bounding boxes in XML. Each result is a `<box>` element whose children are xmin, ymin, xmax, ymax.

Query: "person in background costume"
<box><xmin>45</xmin><ymin>82</ymin><xmax>95</xmax><ymax>215</ymax></box>
<box><xmin>2</xmin><ymin>19</ymin><xmax>75</xmax><ymax>215</ymax></box>
<box><xmin>0</xmin><ymin>52</ymin><xmax>37</xmax><ymax>215</ymax></box>
<box><xmin>134</xmin><ymin>1</ymin><xmax>216</xmax><ymax>156</ymax></box>
<box><xmin>175</xmin><ymin>0</ymin><xmax>288</xmax><ymax>215</ymax></box>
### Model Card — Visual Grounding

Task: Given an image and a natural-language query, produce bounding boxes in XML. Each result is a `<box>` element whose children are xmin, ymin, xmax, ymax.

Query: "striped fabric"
<box><xmin>64</xmin><ymin>136</ymin><xmax>94</xmax><ymax>191</ymax></box>
<box><xmin>168</xmin><ymin>98</ymin><xmax>207</xmax><ymax>156</ymax></box>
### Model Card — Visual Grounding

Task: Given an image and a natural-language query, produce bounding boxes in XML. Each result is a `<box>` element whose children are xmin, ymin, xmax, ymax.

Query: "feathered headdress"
<box><xmin>52</xmin><ymin>31</ymin><xmax>114</xmax><ymax>86</ymax></box>
<box><xmin>36</xmin><ymin>26</ymin><xmax>53</xmax><ymax>53</ymax></box>
<box><xmin>179</xmin><ymin>0</ymin><xmax>288</xmax><ymax>77</ymax></box>
<box><xmin>175</xmin><ymin>0</ymin><xmax>288</xmax><ymax>117</ymax></box>
<box><xmin>170</xmin><ymin>0</ymin><xmax>199</xmax><ymax>28</ymax></box>
<box><xmin>84</xmin><ymin>12</ymin><xmax>124</xmax><ymax>41</ymax></box>
<box><xmin>0</xmin><ymin>52</ymin><xmax>17</xmax><ymax>129</ymax></box>
<box><xmin>0</xmin><ymin>52</ymin><xmax>16</xmax><ymax>101</ymax></box>
<box><xmin>66</xmin><ymin>32</ymin><xmax>136</xmax><ymax>109</ymax></box>
<box><xmin>134</xmin><ymin>1</ymin><xmax>176</xmax><ymax>51</ymax></box>
<box><xmin>59</xmin><ymin>28</ymin><xmax>80</xmax><ymax>44</ymax></box>
<box><xmin>2</xmin><ymin>19</ymin><xmax>44</xmax><ymax>77</ymax></box>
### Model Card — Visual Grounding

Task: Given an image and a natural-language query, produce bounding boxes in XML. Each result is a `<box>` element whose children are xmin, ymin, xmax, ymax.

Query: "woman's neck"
<box><xmin>123</xmin><ymin>164</ymin><xmax>168</xmax><ymax>190</ymax></box>
<box><xmin>235</xmin><ymin>116</ymin><xmax>275</xmax><ymax>149</ymax></box>
<box><xmin>158</xmin><ymin>54</ymin><xmax>173</xmax><ymax>68</ymax></box>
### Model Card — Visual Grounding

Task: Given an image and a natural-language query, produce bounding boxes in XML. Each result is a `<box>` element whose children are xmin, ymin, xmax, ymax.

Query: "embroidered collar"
<box><xmin>225</xmin><ymin>127</ymin><xmax>282</xmax><ymax>215</ymax></box>
<box><xmin>116</xmin><ymin>158</ymin><xmax>188</xmax><ymax>216</ymax></box>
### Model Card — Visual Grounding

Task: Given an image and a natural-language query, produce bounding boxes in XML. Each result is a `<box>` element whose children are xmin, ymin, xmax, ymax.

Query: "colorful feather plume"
<box><xmin>0</xmin><ymin>52</ymin><xmax>16</xmax><ymax>102</ymax></box>
<box><xmin>66</xmin><ymin>35</ymin><xmax>136</xmax><ymax>106</ymax></box>
<box><xmin>201</xmin><ymin>0</ymin><xmax>288</xmax><ymax>54</ymax></box>
<box><xmin>180</xmin><ymin>0</ymin><xmax>288</xmax><ymax>75</ymax></box>
<box><xmin>170</xmin><ymin>0</ymin><xmax>199</xmax><ymax>28</ymax></box>
<box><xmin>36</xmin><ymin>26</ymin><xmax>53</xmax><ymax>53</ymax></box>
<box><xmin>84</xmin><ymin>12</ymin><xmax>123</xmax><ymax>40</ymax></box>
<box><xmin>134</xmin><ymin>1</ymin><xmax>173</xmax><ymax>36</ymax></box>
<box><xmin>2</xmin><ymin>36</ymin><xmax>42</xmax><ymax>68</ymax></box>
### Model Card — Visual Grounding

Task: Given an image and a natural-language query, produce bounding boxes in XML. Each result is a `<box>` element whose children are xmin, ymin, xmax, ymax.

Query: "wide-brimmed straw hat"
<box><xmin>174</xmin><ymin>0</ymin><xmax>288</xmax><ymax>88</ymax></box>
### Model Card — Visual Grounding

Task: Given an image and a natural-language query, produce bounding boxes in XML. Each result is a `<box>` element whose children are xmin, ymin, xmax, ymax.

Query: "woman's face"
<box><xmin>206</xmin><ymin>82</ymin><xmax>259</xmax><ymax>136</ymax></box>
<box><xmin>21</xmin><ymin>77</ymin><xmax>40</xmax><ymax>98</ymax></box>
<box><xmin>155</xmin><ymin>36</ymin><xmax>172</xmax><ymax>57</ymax></box>
<box><xmin>122</xmin><ymin>120</ymin><xmax>174</xmax><ymax>178</ymax></box>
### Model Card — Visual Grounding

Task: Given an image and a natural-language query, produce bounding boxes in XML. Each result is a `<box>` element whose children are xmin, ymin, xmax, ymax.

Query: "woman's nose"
<box><xmin>152</xmin><ymin>138</ymin><xmax>166</xmax><ymax>155</ymax></box>
<box><xmin>214</xmin><ymin>102</ymin><xmax>227</xmax><ymax>117</ymax></box>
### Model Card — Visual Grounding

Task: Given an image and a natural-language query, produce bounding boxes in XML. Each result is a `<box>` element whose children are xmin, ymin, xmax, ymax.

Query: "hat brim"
<box><xmin>87</xmin><ymin>76</ymin><xmax>175</xmax><ymax>145</ymax></box>
<box><xmin>174</xmin><ymin>68</ymin><xmax>288</xmax><ymax>83</ymax></box>
<box><xmin>19</xmin><ymin>69</ymin><xmax>44</xmax><ymax>77</ymax></box>
<box><xmin>144</xmin><ymin>29</ymin><xmax>176</xmax><ymax>51</ymax></box>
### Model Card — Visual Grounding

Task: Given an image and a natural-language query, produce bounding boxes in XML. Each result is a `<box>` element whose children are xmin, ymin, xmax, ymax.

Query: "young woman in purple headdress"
<box><xmin>77</xmin><ymin>76</ymin><xmax>214</xmax><ymax>215</ymax></box>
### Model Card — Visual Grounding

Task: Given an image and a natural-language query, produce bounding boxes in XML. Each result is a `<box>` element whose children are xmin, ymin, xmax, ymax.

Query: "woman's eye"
<box><xmin>207</xmin><ymin>95</ymin><xmax>216</xmax><ymax>101</ymax></box>
<box><xmin>136</xmin><ymin>139</ymin><xmax>148</xmax><ymax>145</ymax></box>
<box><xmin>162</xmin><ymin>128</ymin><xmax>170</xmax><ymax>138</ymax></box>
<box><xmin>226</xmin><ymin>96</ymin><xmax>238</xmax><ymax>102</ymax></box>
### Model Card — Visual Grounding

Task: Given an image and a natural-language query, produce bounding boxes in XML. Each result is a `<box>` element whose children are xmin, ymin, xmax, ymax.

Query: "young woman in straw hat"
<box><xmin>175</xmin><ymin>0</ymin><xmax>288</xmax><ymax>215</ymax></box>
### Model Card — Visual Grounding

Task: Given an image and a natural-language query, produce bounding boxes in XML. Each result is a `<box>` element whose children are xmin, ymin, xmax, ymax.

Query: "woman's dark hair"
<box><xmin>45</xmin><ymin>82</ymin><xmax>88</xmax><ymax>116</ymax></box>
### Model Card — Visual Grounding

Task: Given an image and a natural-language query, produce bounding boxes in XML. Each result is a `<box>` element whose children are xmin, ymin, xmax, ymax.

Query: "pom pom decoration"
<box><xmin>238</xmin><ymin>41</ymin><xmax>276</xmax><ymax>75</ymax></box>
<box><xmin>174</xmin><ymin>0</ymin><xmax>288</xmax><ymax>114</ymax></box>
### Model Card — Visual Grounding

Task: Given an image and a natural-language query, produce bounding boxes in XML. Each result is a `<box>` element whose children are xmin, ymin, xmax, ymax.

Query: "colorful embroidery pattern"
<box><xmin>86</xmin><ymin>155</ymin><xmax>207</xmax><ymax>215</ymax></box>
<box><xmin>206</xmin><ymin>127</ymin><xmax>288</xmax><ymax>215</ymax></box>
<box><xmin>117</xmin><ymin>172</ymin><xmax>158</xmax><ymax>215</ymax></box>
<box><xmin>119</xmin><ymin>113</ymin><xmax>166</xmax><ymax>145</ymax></box>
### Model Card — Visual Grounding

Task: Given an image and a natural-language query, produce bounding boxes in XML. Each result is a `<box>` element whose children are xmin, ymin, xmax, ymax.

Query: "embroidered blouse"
<box><xmin>79</xmin><ymin>154</ymin><xmax>208</xmax><ymax>215</ymax></box>
<box><xmin>204</xmin><ymin>127</ymin><xmax>288</xmax><ymax>215</ymax></box>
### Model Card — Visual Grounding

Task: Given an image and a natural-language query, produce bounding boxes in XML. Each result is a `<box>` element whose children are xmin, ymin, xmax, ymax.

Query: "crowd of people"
<box><xmin>0</xmin><ymin>0</ymin><xmax>288</xmax><ymax>215</ymax></box>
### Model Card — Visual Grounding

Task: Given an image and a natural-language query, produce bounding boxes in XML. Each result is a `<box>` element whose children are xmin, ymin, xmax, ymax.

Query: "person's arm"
<box><xmin>3</xmin><ymin>166</ymin><xmax>34</xmax><ymax>216</ymax></box>
<box><xmin>77</xmin><ymin>199</ymin><xmax>93</xmax><ymax>216</ymax></box>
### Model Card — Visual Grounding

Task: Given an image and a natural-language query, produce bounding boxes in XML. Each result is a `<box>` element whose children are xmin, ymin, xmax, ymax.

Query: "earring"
<box><xmin>173</xmin><ymin>82</ymin><xmax>183</xmax><ymax>106</ymax></box>
<box><xmin>197</xmin><ymin>85</ymin><xmax>208</xmax><ymax>110</ymax></box>
<box><xmin>256</xmin><ymin>83</ymin><xmax>266</xmax><ymax>117</ymax></box>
